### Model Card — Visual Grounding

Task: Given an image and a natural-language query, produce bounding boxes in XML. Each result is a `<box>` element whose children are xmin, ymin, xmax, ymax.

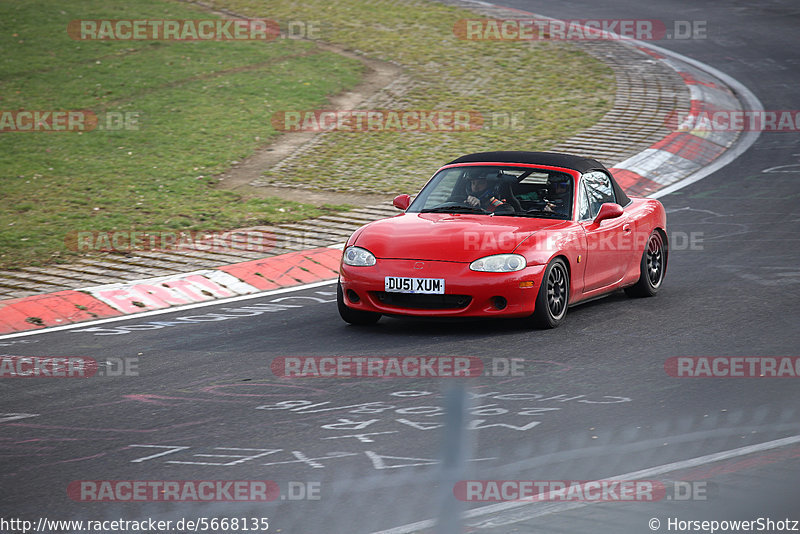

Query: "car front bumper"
<box><xmin>339</xmin><ymin>259</ymin><xmax>546</xmax><ymax>317</ymax></box>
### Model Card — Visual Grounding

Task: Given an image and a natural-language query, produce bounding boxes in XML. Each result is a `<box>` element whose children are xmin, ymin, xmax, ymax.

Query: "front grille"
<box><xmin>372</xmin><ymin>292</ymin><xmax>472</xmax><ymax>310</ymax></box>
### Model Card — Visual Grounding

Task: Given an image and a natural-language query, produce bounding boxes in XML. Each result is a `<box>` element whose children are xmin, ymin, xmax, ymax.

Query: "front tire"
<box><xmin>337</xmin><ymin>281</ymin><xmax>381</xmax><ymax>325</ymax></box>
<box><xmin>625</xmin><ymin>230</ymin><xmax>666</xmax><ymax>297</ymax></box>
<box><xmin>531</xmin><ymin>258</ymin><xmax>569</xmax><ymax>329</ymax></box>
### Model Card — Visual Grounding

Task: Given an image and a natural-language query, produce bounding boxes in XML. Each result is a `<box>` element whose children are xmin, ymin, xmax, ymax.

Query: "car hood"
<box><xmin>353</xmin><ymin>213</ymin><xmax>562</xmax><ymax>262</ymax></box>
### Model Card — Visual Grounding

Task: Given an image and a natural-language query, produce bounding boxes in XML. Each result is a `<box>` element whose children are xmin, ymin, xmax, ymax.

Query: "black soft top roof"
<box><xmin>447</xmin><ymin>151</ymin><xmax>606</xmax><ymax>173</ymax></box>
<box><xmin>447</xmin><ymin>151</ymin><xmax>631</xmax><ymax>204</ymax></box>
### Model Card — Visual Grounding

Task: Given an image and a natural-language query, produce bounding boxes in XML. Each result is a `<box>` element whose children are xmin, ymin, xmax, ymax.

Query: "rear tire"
<box><xmin>625</xmin><ymin>230</ymin><xmax>666</xmax><ymax>297</ymax></box>
<box><xmin>337</xmin><ymin>281</ymin><xmax>381</xmax><ymax>325</ymax></box>
<box><xmin>531</xmin><ymin>258</ymin><xmax>569</xmax><ymax>329</ymax></box>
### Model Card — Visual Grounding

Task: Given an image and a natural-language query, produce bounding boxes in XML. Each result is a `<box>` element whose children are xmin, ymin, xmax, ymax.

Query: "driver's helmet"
<box><xmin>465</xmin><ymin>167</ymin><xmax>499</xmax><ymax>181</ymax></box>
<box><xmin>465</xmin><ymin>168</ymin><xmax>500</xmax><ymax>194</ymax></box>
<box><xmin>547</xmin><ymin>176</ymin><xmax>571</xmax><ymax>198</ymax></box>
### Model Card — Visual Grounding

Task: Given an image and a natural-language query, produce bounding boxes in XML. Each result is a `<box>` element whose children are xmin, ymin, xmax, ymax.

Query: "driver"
<box><xmin>543</xmin><ymin>179</ymin><xmax>572</xmax><ymax>217</ymax></box>
<box><xmin>464</xmin><ymin>169</ymin><xmax>508</xmax><ymax>212</ymax></box>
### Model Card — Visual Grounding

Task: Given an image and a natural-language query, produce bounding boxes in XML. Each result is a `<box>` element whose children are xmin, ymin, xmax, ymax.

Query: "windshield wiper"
<box><xmin>512</xmin><ymin>210</ymin><xmax>566</xmax><ymax>219</ymax></box>
<box><xmin>420</xmin><ymin>205</ymin><xmax>488</xmax><ymax>214</ymax></box>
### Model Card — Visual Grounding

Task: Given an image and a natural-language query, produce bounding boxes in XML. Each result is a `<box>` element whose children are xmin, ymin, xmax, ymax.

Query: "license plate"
<box><xmin>385</xmin><ymin>276</ymin><xmax>445</xmax><ymax>294</ymax></box>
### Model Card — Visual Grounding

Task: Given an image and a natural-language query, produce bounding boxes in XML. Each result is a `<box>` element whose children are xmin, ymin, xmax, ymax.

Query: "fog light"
<box><xmin>492</xmin><ymin>296</ymin><xmax>507</xmax><ymax>310</ymax></box>
<box><xmin>346</xmin><ymin>289</ymin><xmax>360</xmax><ymax>303</ymax></box>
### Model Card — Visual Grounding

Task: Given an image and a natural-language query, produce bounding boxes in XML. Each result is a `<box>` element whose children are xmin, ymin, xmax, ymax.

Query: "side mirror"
<box><xmin>393</xmin><ymin>194</ymin><xmax>411</xmax><ymax>210</ymax></box>
<box><xmin>593</xmin><ymin>203</ymin><xmax>623</xmax><ymax>224</ymax></box>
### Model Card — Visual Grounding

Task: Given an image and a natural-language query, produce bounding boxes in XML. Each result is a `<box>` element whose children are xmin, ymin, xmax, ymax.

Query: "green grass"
<box><xmin>212</xmin><ymin>0</ymin><xmax>615</xmax><ymax>193</ymax></box>
<box><xmin>0</xmin><ymin>0</ymin><xmax>614</xmax><ymax>270</ymax></box>
<box><xmin>0</xmin><ymin>0</ymin><xmax>364</xmax><ymax>268</ymax></box>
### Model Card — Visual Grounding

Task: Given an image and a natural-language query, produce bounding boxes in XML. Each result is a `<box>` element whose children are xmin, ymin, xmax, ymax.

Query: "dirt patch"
<box><xmin>215</xmin><ymin>41</ymin><xmax>402</xmax><ymax>206</ymax></box>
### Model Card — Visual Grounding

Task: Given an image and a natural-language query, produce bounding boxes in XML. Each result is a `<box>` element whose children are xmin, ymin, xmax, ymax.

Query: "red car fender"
<box><xmin>513</xmin><ymin>223</ymin><xmax>587</xmax><ymax>298</ymax></box>
<box><xmin>621</xmin><ymin>197</ymin><xmax>668</xmax><ymax>286</ymax></box>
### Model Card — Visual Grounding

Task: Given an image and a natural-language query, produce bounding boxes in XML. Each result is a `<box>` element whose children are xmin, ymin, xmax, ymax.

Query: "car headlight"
<box><xmin>470</xmin><ymin>254</ymin><xmax>526</xmax><ymax>272</ymax></box>
<box><xmin>343</xmin><ymin>246</ymin><xmax>377</xmax><ymax>266</ymax></box>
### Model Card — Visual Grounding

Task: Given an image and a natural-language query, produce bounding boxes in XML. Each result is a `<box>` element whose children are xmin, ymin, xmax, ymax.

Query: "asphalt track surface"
<box><xmin>2</xmin><ymin>2</ymin><xmax>799</xmax><ymax>533</ymax></box>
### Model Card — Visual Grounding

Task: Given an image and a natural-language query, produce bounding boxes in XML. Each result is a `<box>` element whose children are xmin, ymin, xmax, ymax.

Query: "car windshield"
<box><xmin>407</xmin><ymin>165</ymin><xmax>574</xmax><ymax>220</ymax></box>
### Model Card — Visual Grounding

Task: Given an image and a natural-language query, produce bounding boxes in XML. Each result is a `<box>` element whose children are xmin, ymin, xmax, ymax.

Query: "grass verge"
<box><xmin>0</xmin><ymin>0</ymin><xmax>614</xmax><ymax>270</ymax></box>
<box><xmin>212</xmin><ymin>0</ymin><xmax>615</xmax><ymax>193</ymax></box>
<box><xmin>0</xmin><ymin>0</ymin><xmax>363</xmax><ymax>269</ymax></box>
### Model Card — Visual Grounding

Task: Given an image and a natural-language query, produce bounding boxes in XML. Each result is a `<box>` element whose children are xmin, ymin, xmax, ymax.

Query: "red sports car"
<box><xmin>337</xmin><ymin>151</ymin><xmax>667</xmax><ymax>328</ymax></box>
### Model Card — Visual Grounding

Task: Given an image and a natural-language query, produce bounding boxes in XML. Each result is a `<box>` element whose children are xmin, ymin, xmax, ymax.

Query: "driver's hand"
<box><xmin>466</xmin><ymin>195</ymin><xmax>480</xmax><ymax>207</ymax></box>
<box><xmin>544</xmin><ymin>202</ymin><xmax>555</xmax><ymax>212</ymax></box>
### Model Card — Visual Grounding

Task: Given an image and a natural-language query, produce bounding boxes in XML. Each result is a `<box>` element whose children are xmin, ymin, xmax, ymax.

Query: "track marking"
<box><xmin>370</xmin><ymin>433</ymin><xmax>800</xmax><ymax>533</ymax></box>
<box><xmin>466</xmin><ymin>1</ymin><xmax>762</xmax><ymax>201</ymax></box>
<box><xmin>630</xmin><ymin>44</ymin><xmax>763</xmax><ymax>199</ymax></box>
<box><xmin>0</xmin><ymin>279</ymin><xmax>338</xmax><ymax>341</ymax></box>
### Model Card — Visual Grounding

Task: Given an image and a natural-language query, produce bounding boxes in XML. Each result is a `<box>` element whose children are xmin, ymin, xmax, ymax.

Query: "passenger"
<box><xmin>464</xmin><ymin>169</ymin><xmax>508</xmax><ymax>212</ymax></box>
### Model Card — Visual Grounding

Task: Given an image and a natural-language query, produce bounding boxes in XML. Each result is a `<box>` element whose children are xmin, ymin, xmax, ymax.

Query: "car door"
<box><xmin>578</xmin><ymin>171</ymin><xmax>630</xmax><ymax>292</ymax></box>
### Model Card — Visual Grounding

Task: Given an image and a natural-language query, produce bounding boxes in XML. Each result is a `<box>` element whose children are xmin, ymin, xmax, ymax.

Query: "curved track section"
<box><xmin>1</xmin><ymin>2</ymin><xmax>798</xmax><ymax>533</ymax></box>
